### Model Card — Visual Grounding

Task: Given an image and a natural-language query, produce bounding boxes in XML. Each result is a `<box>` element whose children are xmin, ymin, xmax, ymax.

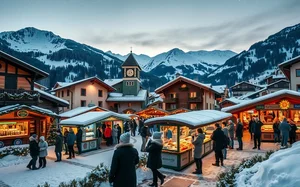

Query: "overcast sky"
<box><xmin>0</xmin><ymin>0</ymin><xmax>299</xmax><ymax>56</ymax></box>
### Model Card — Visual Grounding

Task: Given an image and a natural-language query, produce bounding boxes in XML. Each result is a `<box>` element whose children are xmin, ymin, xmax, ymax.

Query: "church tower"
<box><xmin>122</xmin><ymin>51</ymin><xmax>141</xmax><ymax>95</ymax></box>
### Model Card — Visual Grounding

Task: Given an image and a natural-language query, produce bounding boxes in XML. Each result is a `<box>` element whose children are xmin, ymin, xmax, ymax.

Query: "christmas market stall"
<box><xmin>170</xmin><ymin>108</ymin><xmax>191</xmax><ymax>115</ymax></box>
<box><xmin>144</xmin><ymin>110</ymin><xmax>232</xmax><ymax>170</ymax></box>
<box><xmin>0</xmin><ymin>104</ymin><xmax>58</xmax><ymax>148</ymax></box>
<box><xmin>222</xmin><ymin>89</ymin><xmax>300</xmax><ymax>141</ymax></box>
<box><xmin>135</xmin><ymin>106</ymin><xmax>169</xmax><ymax>119</ymax></box>
<box><xmin>59</xmin><ymin>111</ymin><xmax>130</xmax><ymax>153</ymax></box>
<box><xmin>59</xmin><ymin>106</ymin><xmax>108</xmax><ymax>120</ymax></box>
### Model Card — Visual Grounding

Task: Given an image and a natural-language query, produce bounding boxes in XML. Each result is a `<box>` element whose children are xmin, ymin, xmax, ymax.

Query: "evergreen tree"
<box><xmin>47</xmin><ymin>120</ymin><xmax>58</xmax><ymax>146</ymax></box>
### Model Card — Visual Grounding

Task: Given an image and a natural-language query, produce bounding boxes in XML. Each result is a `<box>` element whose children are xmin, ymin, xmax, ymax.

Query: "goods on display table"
<box><xmin>145</xmin><ymin>110</ymin><xmax>232</xmax><ymax>170</ymax></box>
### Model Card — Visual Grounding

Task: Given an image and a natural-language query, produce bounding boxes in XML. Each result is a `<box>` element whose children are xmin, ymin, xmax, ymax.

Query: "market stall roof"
<box><xmin>170</xmin><ymin>108</ymin><xmax>191</xmax><ymax>115</ymax></box>
<box><xmin>119</xmin><ymin>114</ymin><xmax>139</xmax><ymax>119</ymax></box>
<box><xmin>106</xmin><ymin>90</ymin><xmax>147</xmax><ymax>102</ymax></box>
<box><xmin>135</xmin><ymin>106</ymin><xmax>169</xmax><ymax>116</ymax></box>
<box><xmin>144</xmin><ymin>110</ymin><xmax>232</xmax><ymax>128</ymax></box>
<box><xmin>0</xmin><ymin>104</ymin><xmax>58</xmax><ymax>117</ymax></box>
<box><xmin>221</xmin><ymin>89</ymin><xmax>300</xmax><ymax>113</ymax></box>
<box><xmin>59</xmin><ymin>111</ymin><xmax>130</xmax><ymax>126</ymax></box>
<box><xmin>59</xmin><ymin>106</ymin><xmax>108</xmax><ymax>118</ymax></box>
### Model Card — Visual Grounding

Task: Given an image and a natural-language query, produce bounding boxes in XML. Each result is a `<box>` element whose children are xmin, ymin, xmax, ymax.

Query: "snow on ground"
<box><xmin>236</xmin><ymin>142</ymin><xmax>300</xmax><ymax>187</ymax></box>
<box><xmin>0</xmin><ymin>155</ymin><xmax>30</xmax><ymax>168</ymax></box>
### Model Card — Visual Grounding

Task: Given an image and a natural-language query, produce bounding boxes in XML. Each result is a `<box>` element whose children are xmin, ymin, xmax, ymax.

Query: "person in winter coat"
<box><xmin>27</xmin><ymin>134</ymin><xmax>39</xmax><ymax>170</ymax></box>
<box><xmin>138</xmin><ymin>118</ymin><xmax>144</xmax><ymax>135</ymax></box>
<box><xmin>227</xmin><ymin>120</ymin><xmax>235</xmax><ymax>149</ymax></box>
<box><xmin>112</xmin><ymin>125</ymin><xmax>118</xmax><ymax>145</ymax></box>
<box><xmin>235</xmin><ymin>119</ymin><xmax>243</xmax><ymax>150</ymax></box>
<box><xmin>96</xmin><ymin>126</ymin><xmax>102</xmax><ymax>149</ymax></box>
<box><xmin>279</xmin><ymin>118</ymin><xmax>291</xmax><ymax>148</ymax></box>
<box><xmin>140</xmin><ymin>125</ymin><xmax>150</xmax><ymax>152</ymax></box>
<box><xmin>251</xmin><ymin>117</ymin><xmax>263</xmax><ymax>150</ymax></box>
<box><xmin>273</xmin><ymin>120</ymin><xmax>280</xmax><ymax>143</ymax></box>
<box><xmin>63</xmin><ymin>128</ymin><xmax>69</xmax><ymax>155</ymax></box>
<box><xmin>38</xmin><ymin>136</ymin><xmax>48</xmax><ymax>168</ymax></box>
<box><xmin>117</xmin><ymin>124</ymin><xmax>122</xmax><ymax>144</ymax></box>
<box><xmin>211</xmin><ymin>123</ymin><xmax>226</xmax><ymax>167</ymax></box>
<box><xmin>192</xmin><ymin>128</ymin><xmax>205</xmax><ymax>174</ymax></box>
<box><xmin>123</xmin><ymin>121</ymin><xmax>130</xmax><ymax>133</ymax></box>
<box><xmin>55</xmin><ymin>130</ymin><xmax>63</xmax><ymax>162</ymax></box>
<box><xmin>109</xmin><ymin>132</ymin><xmax>139</xmax><ymax>187</ymax></box>
<box><xmin>249</xmin><ymin>117</ymin><xmax>255</xmax><ymax>140</ymax></box>
<box><xmin>104</xmin><ymin>125</ymin><xmax>112</xmax><ymax>146</ymax></box>
<box><xmin>146</xmin><ymin>132</ymin><xmax>166</xmax><ymax>187</ymax></box>
<box><xmin>289</xmin><ymin>121</ymin><xmax>297</xmax><ymax>145</ymax></box>
<box><xmin>222</xmin><ymin>122</ymin><xmax>229</xmax><ymax>159</ymax></box>
<box><xmin>67</xmin><ymin>128</ymin><xmax>76</xmax><ymax>159</ymax></box>
<box><xmin>76</xmin><ymin>127</ymin><xmax>83</xmax><ymax>154</ymax></box>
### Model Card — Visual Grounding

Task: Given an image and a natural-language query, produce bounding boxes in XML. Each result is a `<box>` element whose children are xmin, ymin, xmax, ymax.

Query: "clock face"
<box><xmin>126</xmin><ymin>69</ymin><xmax>134</xmax><ymax>77</ymax></box>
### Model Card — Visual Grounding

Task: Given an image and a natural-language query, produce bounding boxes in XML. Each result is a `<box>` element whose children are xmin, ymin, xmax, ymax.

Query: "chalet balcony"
<box><xmin>0</xmin><ymin>89</ymin><xmax>39</xmax><ymax>106</ymax></box>
<box><xmin>188</xmin><ymin>97</ymin><xmax>202</xmax><ymax>102</ymax></box>
<box><xmin>164</xmin><ymin>98</ymin><xmax>178</xmax><ymax>103</ymax></box>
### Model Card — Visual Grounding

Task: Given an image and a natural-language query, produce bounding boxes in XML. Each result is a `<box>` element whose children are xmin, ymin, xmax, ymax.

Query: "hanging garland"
<box><xmin>0</xmin><ymin>92</ymin><xmax>40</xmax><ymax>100</ymax></box>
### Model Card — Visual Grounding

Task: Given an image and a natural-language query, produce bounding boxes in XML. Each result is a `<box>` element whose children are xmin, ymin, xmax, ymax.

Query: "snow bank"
<box><xmin>0</xmin><ymin>155</ymin><xmax>30</xmax><ymax>168</ymax></box>
<box><xmin>236</xmin><ymin>142</ymin><xmax>300</xmax><ymax>187</ymax></box>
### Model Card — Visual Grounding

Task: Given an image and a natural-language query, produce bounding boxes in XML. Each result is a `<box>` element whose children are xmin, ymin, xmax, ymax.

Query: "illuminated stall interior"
<box><xmin>135</xmin><ymin>106</ymin><xmax>169</xmax><ymax>119</ymax></box>
<box><xmin>145</xmin><ymin>110</ymin><xmax>232</xmax><ymax>170</ymax></box>
<box><xmin>222</xmin><ymin>90</ymin><xmax>300</xmax><ymax>141</ymax></box>
<box><xmin>0</xmin><ymin>104</ymin><xmax>57</xmax><ymax>147</ymax></box>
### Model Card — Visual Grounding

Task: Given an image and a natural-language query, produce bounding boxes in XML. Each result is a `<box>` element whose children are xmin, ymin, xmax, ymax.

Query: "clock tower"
<box><xmin>121</xmin><ymin>52</ymin><xmax>141</xmax><ymax>95</ymax></box>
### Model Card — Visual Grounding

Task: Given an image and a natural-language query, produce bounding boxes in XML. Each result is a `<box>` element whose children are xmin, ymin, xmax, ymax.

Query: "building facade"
<box><xmin>279</xmin><ymin>56</ymin><xmax>300</xmax><ymax>92</ymax></box>
<box><xmin>230</xmin><ymin>81</ymin><xmax>263</xmax><ymax>97</ymax></box>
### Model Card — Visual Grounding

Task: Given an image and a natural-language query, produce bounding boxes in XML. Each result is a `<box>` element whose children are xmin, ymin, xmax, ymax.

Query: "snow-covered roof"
<box><xmin>34</xmin><ymin>82</ymin><xmax>48</xmax><ymax>90</ymax></box>
<box><xmin>155</xmin><ymin>76</ymin><xmax>215</xmax><ymax>93</ymax></box>
<box><xmin>104</xmin><ymin>79</ymin><xmax>123</xmax><ymax>86</ymax></box>
<box><xmin>211</xmin><ymin>85</ymin><xmax>227</xmax><ymax>94</ymax></box>
<box><xmin>34</xmin><ymin>87</ymin><xmax>69</xmax><ymax>106</ymax></box>
<box><xmin>239</xmin><ymin>87</ymin><xmax>267</xmax><ymax>100</ymax></box>
<box><xmin>147</xmin><ymin>96</ymin><xmax>163</xmax><ymax>106</ymax></box>
<box><xmin>0</xmin><ymin>104</ymin><xmax>58</xmax><ymax>117</ymax></box>
<box><xmin>221</xmin><ymin>97</ymin><xmax>247</xmax><ymax>105</ymax></box>
<box><xmin>59</xmin><ymin>106</ymin><xmax>108</xmax><ymax>118</ymax></box>
<box><xmin>222</xmin><ymin>89</ymin><xmax>300</xmax><ymax>113</ymax></box>
<box><xmin>230</xmin><ymin>81</ymin><xmax>264</xmax><ymax>89</ymax></box>
<box><xmin>59</xmin><ymin>111</ymin><xmax>130</xmax><ymax>126</ymax></box>
<box><xmin>144</xmin><ymin>110</ymin><xmax>232</xmax><ymax>128</ymax></box>
<box><xmin>278</xmin><ymin>55</ymin><xmax>300</xmax><ymax>67</ymax></box>
<box><xmin>266</xmin><ymin>79</ymin><xmax>289</xmax><ymax>88</ymax></box>
<box><xmin>52</xmin><ymin>76</ymin><xmax>115</xmax><ymax>92</ymax></box>
<box><xmin>107</xmin><ymin>89</ymin><xmax>147</xmax><ymax>102</ymax></box>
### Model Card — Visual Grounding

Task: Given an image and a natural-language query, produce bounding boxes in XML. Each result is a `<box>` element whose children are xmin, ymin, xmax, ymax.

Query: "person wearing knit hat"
<box><xmin>146</xmin><ymin>131</ymin><xmax>166</xmax><ymax>187</ymax></box>
<box><xmin>109</xmin><ymin>132</ymin><xmax>139</xmax><ymax>187</ymax></box>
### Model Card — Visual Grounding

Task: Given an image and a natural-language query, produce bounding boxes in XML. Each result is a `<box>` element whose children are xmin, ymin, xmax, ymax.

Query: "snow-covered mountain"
<box><xmin>106</xmin><ymin>51</ymin><xmax>151</xmax><ymax>68</ymax></box>
<box><xmin>187</xmin><ymin>50</ymin><xmax>237</xmax><ymax>65</ymax></box>
<box><xmin>206</xmin><ymin>23</ymin><xmax>300</xmax><ymax>86</ymax></box>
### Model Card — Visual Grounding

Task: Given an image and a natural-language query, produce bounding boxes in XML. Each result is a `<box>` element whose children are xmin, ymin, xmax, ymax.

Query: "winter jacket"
<box><xmin>279</xmin><ymin>119</ymin><xmax>291</xmax><ymax>138</ymax></box>
<box><xmin>192</xmin><ymin>134</ymin><xmax>205</xmax><ymax>159</ymax></box>
<box><xmin>146</xmin><ymin>139</ymin><xmax>163</xmax><ymax>169</ymax></box>
<box><xmin>236</xmin><ymin>122</ymin><xmax>243</xmax><ymax>138</ymax></box>
<box><xmin>117</xmin><ymin>126</ymin><xmax>122</xmax><ymax>137</ymax></box>
<box><xmin>66</xmin><ymin>131</ymin><xmax>76</xmax><ymax>146</ymax></box>
<box><xmin>76</xmin><ymin>129</ymin><xmax>83</xmax><ymax>143</ymax></box>
<box><xmin>112</xmin><ymin>128</ymin><xmax>118</xmax><ymax>137</ymax></box>
<box><xmin>141</xmin><ymin>126</ymin><xmax>149</xmax><ymax>138</ymax></box>
<box><xmin>211</xmin><ymin>127</ymin><xmax>226</xmax><ymax>151</ymax></box>
<box><xmin>273</xmin><ymin>123</ymin><xmax>280</xmax><ymax>134</ymax></box>
<box><xmin>96</xmin><ymin>128</ymin><xmax>102</xmax><ymax>138</ymax></box>
<box><xmin>104</xmin><ymin>127</ymin><xmax>112</xmax><ymax>138</ymax></box>
<box><xmin>39</xmin><ymin>140</ymin><xmax>48</xmax><ymax>157</ymax></box>
<box><xmin>55</xmin><ymin>134</ymin><xmax>63</xmax><ymax>152</ymax></box>
<box><xmin>29</xmin><ymin>136</ymin><xmax>39</xmax><ymax>156</ymax></box>
<box><xmin>109</xmin><ymin>143</ymin><xmax>139</xmax><ymax>187</ymax></box>
<box><xmin>222</xmin><ymin>127</ymin><xmax>229</xmax><ymax>137</ymax></box>
<box><xmin>251</xmin><ymin>120</ymin><xmax>263</xmax><ymax>135</ymax></box>
<box><xmin>249</xmin><ymin>120</ymin><xmax>254</xmax><ymax>133</ymax></box>
<box><xmin>290</xmin><ymin>123</ymin><xmax>297</xmax><ymax>138</ymax></box>
<box><xmin>228</xmin><ymin>123</ymin><xmax>235</xmax><ymax>137</ymax></box>
<box><xmin>63</xmin><ymin>130</ymin><xmax>69</xmax><ymax>143</ymax></box>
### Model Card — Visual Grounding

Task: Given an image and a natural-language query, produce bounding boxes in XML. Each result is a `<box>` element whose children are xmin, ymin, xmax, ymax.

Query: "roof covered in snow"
<box><xmin>211</xmin><ymin>85</ymin><xmax>227</xmax><ymax>95</ymax></box>
<box><xmin>144</xmin><ymin>110</ymin><xmax>232</xmax><ymax>128</ymax></box>
<box><xmin>0</xmin><ymin>104</ymin><xmax>58</xmax><ymax>117</ymax></box>
<box><xmin>230</xmin><ymin>81</ymin><xmax>264</xmax><ymax>89</ymax></box>
<box><xmin>59</xmin><ymin>106</ymin><xmax>108</xmax><ymax>118</ymax></box>
<box><xmin>220</xmin><ymin>97</ymin><xmax>247</xmax><ymax>105</ymax></box>
<box><xmin>52</xmin><ymin>76</ymin><xmax>115</xmax><ymax>92</ymax></box>
<box><xmin>222</xmin><ymin>89</ymin><xmax>300</xmax><ymax>113</ymax></box>
<box><xmin>34</xmin><ymin>88</ymin><xmax>69</xmax><ymax>107</ymax></box>
<box><xmin>59</xmin><ymin>111</ymin><xmax>130</xmax><ymax>126</ymax></box>
<box><xmin>107</xmin><ymin>89</ymin><xmax>147</xmax><ymax>102</ymax></box>
<box><xmin>155</xmin><ymin>76</ymin><xmax>216</xmax><ymax>94</ymax></box>
<box><xmin>239</xmin><ymin>87</ymin><xmax>267</xmax><ymax>100</ymax></box>
<box><xmin>103</xmin><ymin>79</ymin><xmax>123</xmax><ymax>86</ymax></box>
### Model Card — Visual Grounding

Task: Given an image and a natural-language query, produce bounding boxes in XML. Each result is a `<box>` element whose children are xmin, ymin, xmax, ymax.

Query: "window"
<box><xmin>297</xmin><ymin>85</ymin><xmax>300</xmax><ymax>92</ymax></box>
<box><xmin>67</xmin><ymin>100</ymin><xmax>70</xmax><ymax>109</ymax></box>
<box><xmin>98</xmin><ymin>101</ymin><xmax>102</xmax><ymax>107</ymax></box>
<box><xmin>81</xmin><ymin>100</ymin><xmax>86</xmax><ymax>107</ymax></box>
<box><xmin>170</xmin><ymin>104</ymin><xmax>177</xmax><ymax>109</ymax></box>
<box><xmin>57</xmin><ymin>92</ymin><xmax>60</xmax><ymax>97</ymax></box>
<box><xmin>61</xmin><ymin>91</ymin><xmax>64</xmax><ymax>97</ymax></box>
<box><xmin>126</xmin><ymin>81</ymin><xmax>134</xmax><ymax>86</ymax></box>
<box><xmin>128</xmin><ymin>103</ymin><xmax>132</xmax><ymax>107</ymax></box>
<box><xmin>67</xmin><ymin>90</ymin><xmax>70</xmax><ymax>96</ymax></box>
<box><xmin>190</xmin><ymin>92</ymin><xmax>197</xmax><ymax>98</ymax></box>
<box><xmin>170</xmin><ymin>93</ymin><xmax>176</xmax><ymax>98</ymax></box>
<box><xmin>98</xmin><ymin>90</ymin><xmax>103</xmax><ymax>97</ymax></box>
<box><xmin>190</xmin><ymin>103</ymin><xmax>197</xmax><ymax>110</ymax></box>
<box><xmin>209</xmin><ymin>92</ymin><xmax>211</xmax><ymax>99</ymax></box>
<box><xmin>296</xmin><ymin>69</ymin><xmax>300</xmax><ymax>77</ymax></box>
<box><xmin>81</xmin><ymin>88</ymin><xmax>86</xmax><ymax>96</ymax></box>
<box><xmin>206</xmin><ymin>103</ymin><xmax>208</xmax><ymax>109</ymax></box>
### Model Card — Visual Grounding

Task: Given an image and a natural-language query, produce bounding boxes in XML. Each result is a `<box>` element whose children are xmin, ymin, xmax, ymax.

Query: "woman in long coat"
<box><xmin>146</xmin><ymin>132</ymin><xmax>166</xmax><ymax>187</ymax></box>
<box><xmin>38</xmin><ymin>136</ymin><xmax>48</xmax><ymax>168</ymax></box>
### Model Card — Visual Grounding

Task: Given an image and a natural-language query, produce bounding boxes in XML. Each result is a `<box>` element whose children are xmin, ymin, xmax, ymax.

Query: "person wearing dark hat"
<box><xmin>55</xmin><ymin>130</ymin><xmax>63</xmax><ymax>162</ymax></box>
<box><xmin>146</xmin><ymin>132</ymin><xmax>166</xmax><ymax>187</ymax></box>
<box><xmin>211</xmin><ymin>123</ymin><xmax>226</xmax><ymax>167</ymax></box>
<box><xmin>109</xmin><ymin>132</ymin><xmax>139</xmax><ymax>187</ymax></box>
<box><xmin>27</xmin><ymin>134</ymin><xmax>39</xmax><ymax>170</ymax></box>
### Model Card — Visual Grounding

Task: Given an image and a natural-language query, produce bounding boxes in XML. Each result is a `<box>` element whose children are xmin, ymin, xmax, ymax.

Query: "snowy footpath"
<box><xmin>0</xmin><ymin>135</ymin><xmax>281</xmax><ymax>187</ymax></box>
